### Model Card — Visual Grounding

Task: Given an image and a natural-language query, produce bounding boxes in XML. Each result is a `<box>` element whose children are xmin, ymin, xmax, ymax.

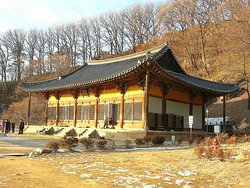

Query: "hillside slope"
<box><xmin>207</xmin><ymin>90</ymin><xmax>249</xmax><ymax>126</ymax></box>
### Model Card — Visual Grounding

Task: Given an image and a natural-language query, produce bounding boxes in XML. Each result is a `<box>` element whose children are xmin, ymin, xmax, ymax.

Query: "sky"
<box><xmin>0</xmin><ymin>0</ymin><xmax>164</xmax><ymax>33</ymax></box>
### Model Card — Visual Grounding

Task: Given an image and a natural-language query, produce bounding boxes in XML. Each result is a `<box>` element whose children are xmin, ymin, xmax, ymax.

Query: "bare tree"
<box><xmin>25</xmin><ymin>29</ymin><xmax>38</xmax><ymax>76</ymax></box>
<box><xmin>3</xmin><ymin>29</ymin><xmax>26</xmax><ymax>81</ymax></box>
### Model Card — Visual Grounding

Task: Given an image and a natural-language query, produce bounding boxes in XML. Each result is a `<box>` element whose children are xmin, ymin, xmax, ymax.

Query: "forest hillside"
<box><xmin>0</xmin><ymin>0</ymin><xmax>249</xmax><ymax>125</ymax></box>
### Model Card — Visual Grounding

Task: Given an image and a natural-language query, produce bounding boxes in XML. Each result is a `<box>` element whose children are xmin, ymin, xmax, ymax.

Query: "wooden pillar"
<box><xmin>141</xmin><ymin>91</ymin><xmax>146</xmax><ymax>129</ymax></box>
<box><xmin>55</xmin><ymin>92</ymin><xmax>60</xmax><ymax>126</ymax></box>
<box><xmin>160</xmin><ymin>83</ymin><xmax>168</xmax><ymax>130</ymax></box>
<box><xmin>144</xmin><ymin>71</ymin><xmax>150</xmax><ymax>130</ymax></box>
<box><xmin>27</xmin><ymin>92</ymin><xmax>31</xmax><ymax>125</ymax></box>
<box><xmin>94</xmin><ymin>97</ymin><xmax>99</xmax><ymax>128</ymax></box>
<box><xmin>73</xmin><ymin>91</ymin><xmax>79</xmax><ymax>127</ymax></box>
<box><xmin>44</xmin><ymin>93</ymin><xmax>49</xmax><ymax>126</ymax></box>
<box><xmin>116</xmin><ymin>82</ymin><xmax>126</xmax><ymax>129</ymax></box>
<box><xmin>119</xmin><ymin>93</ymin><xmax>125</xmax><ymax>129</ymax></box>
<box><xmin>202</xmin><ymin>102</ymin><xmax>206</xmax><ymax>131</ymax></box>
<box><xmin>189</xmin><ymin>99</ymin><xmax>193</xmax><ymax>116</ymax></box>
<box><xmin>223</xmin><ymin>93</ymin><xmax>226</xmax><ymax>133</ymax></box>
<box><xmin>93</xmin><ymin>88</ymin><xmax>100</xmax><ymax>129</ymax></box>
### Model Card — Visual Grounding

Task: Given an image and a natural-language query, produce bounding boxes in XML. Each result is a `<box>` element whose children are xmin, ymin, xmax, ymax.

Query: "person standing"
<box><xmin>19</xmin><ymin>119</ymin><xmax>25</xmax><ymax>134</ymax></box>
<box><xmin>1</xmin><ymin>119</ymin><xmax>5</xmax><ymax>133</ymax></box>
<box><xmin>5</xmin><ymin>119</ymin><xmax>10</xmax><ymax>134</ymax></box>
<box><xmin>11</xmin><ymin>120</ymin><xmax>15</xmax><ymax>133</ymax></box>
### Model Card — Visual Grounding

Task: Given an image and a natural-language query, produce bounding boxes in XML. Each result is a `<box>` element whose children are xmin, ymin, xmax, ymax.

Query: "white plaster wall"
<box><xmin>149</xmin><ymin>98</ymin><xmax>203</xmax><ymax>129</ymax></box>
<box><xmin>193</xmin><ymin>105</ymin><xmax>203</xmax><ymax>129</ymax></box>
<box><xmin>166</xmin><ymin>101</ymin><xmax>189</xmax><ymax>128</ymax></box>
<box><xmin>148</xmin><ymin>96</ymin><xmax>162</xmax><ymax>113</ymax></box>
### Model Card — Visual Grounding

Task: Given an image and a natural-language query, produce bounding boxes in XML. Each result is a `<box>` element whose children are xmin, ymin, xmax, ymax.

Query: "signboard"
<box><xmin>189</xmin><ymin>116</ymin><xmax>193</xmax><ymax>128</ymax></box>
<box><xmin>214</xmin><ymin>125</ymin><xmax>221</xmax><ymax>134</ymax></box>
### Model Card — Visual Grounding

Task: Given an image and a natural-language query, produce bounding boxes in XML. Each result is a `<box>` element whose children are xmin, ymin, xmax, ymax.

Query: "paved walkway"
<box><xmin>0</xmin><ymin>133</ymin><xmax>56</xmax><ymax>156</ymax></box>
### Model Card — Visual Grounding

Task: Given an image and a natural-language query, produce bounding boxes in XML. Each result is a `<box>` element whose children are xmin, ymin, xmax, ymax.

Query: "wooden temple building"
<box><xmin>19</xmin><ymin>44</ymin><xmax>238</xmax><ymax>133</ymax></box>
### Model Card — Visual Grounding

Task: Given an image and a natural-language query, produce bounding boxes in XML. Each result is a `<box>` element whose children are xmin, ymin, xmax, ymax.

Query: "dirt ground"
<box><xmin>0</xmin><ymin>134</ymin><xmax>249</xmax><ymax>188</ymax></box>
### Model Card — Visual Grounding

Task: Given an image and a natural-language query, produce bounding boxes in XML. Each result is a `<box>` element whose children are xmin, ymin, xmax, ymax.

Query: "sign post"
<box><xmin>189</xmin><ymin>116</ymin><xmax>194</xmax><ymax>139</ymax></box>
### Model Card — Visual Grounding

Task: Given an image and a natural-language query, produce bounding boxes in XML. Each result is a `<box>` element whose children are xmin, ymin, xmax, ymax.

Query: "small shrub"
<box><xmin>204</xmin><ymin>137</ymin><xmax>213</xmax><ymax>146</ymax></box>
<box><xmin>221</xmin><ymin>133</ymin><xmax>229</xmax><ymax>140</ymax></box>
<box><xmin>135</xmin><ymin>138</ymin><xmax>145</xmax><ymax>146</ymax></box>
<box><xmin>214</xmin><ymin>148</ymin><xmax>224</xmax><ymax>160</ymax></box>
<box><xmin>188</xmin><ymin>138</ymin><xmax>193</xmax><ymax>145</ymax></box>
<box><xmin>45</xmin><ymin>141</ymin><xmax>59</xmax><ymax>152</ymax></box>
<box><xmin>216</xmin><ymin>135</ymin><xmax>223</xmax><ymax>144</ymax></box>
<box><xmin>177</xmin><ymin>138</ymin><xmax>183</xmax><ymax>144</ymax></box>
<box><xmin>125</xmin><ymin>140</ymin><xmax>133</xmax><ymax>149</ymax></box>
<box><xmin>143</xmin><ymin>136</ymin><xmax>152</xmax><ymax>145</ymax></box>
<box><xmin>96</xmin><ymin>140</ymin><xmax>108</xmax><ymax>150</ymax></box>
<box><xmin>59</xmin><ymin>136</ymin><xmax>78</xmax><ymax>151</ymax></box>
<box><xmin>226</xmin><ymin>136</ymin><xmax>237</xmax><ymax>145</ymax></box>
<box><xmin>79</xmin><ymin>138</ymin><xmax>95</xmax><ymax>150</ymax></box>
<box><xmin>194</xmin><ymin>145</ymin><xmax>204</xmax><ymax>158</ymax></box>
<box><xmin>241</xmin><ymin>134</ymin><xmax>249</xmax><ymax>143</ymax></box>
<box><xmin>195</xmin><ymin>137</ymin><xmax>202</xmax><ymax>145</ymax></box>
<box><xmin>152</xmin><ymin>136</ymin><xmax>165</xmax><ymax>145</ymax></box>
<box><xmin>204</xmin><ymin>147</ymin><xmax>212</xmax><ymax>159</ymax></box>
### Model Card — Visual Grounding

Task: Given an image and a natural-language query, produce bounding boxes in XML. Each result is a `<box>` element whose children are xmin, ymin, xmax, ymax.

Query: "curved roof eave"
<box><xmin>164</xmin><ymin>69</ymin><xmax>238</xmax><ymax>95</ymax></box>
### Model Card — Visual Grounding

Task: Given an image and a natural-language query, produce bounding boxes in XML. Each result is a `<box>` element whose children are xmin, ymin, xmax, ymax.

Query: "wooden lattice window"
<box><xmin>77</xmin><ymin>105</ymin><xmax>82</xmax><ymax>120</ymax></box>
<box><xmin>69</xmin><ymin>106</ymin><xmax>74</xmax><ymax>120</ymax></box>
<box><xmin>59</xmin><ymin>106</ymin><xmax>64</xmax><ymax>120</ymax></box>
<box><xmin>82</xmin><ymin>105</ymin><xmax>89</xmax><ymax>121</ymax></box>
<box><xmin>98</xmin><ymin>104</ymin><xmax>104</xmax><ymax>120</ymax></box>
<box><xmin>124</xmin><ymin>103</ymin><xmax>132</xmax><ymax>120</ymax></box>
<box><xmin>133</xmin><ymin>102</ymin><xmax>142</xmax><ymax>120</ymax></box>
<box><xmin>48</xmin><ymin>107</ymin><xmax>56</xmax><ymax>120</ymax></box>
<box><xmin>89</xmin><ymin>105</ymin><xmax>95</xmax><ymax>120</ymax></box>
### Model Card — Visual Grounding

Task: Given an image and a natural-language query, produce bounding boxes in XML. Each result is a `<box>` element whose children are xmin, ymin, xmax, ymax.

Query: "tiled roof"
<box><xmin>19</xmin><ymin>44</ymin><xmax>238</xmax><ymax>94</ymax></box>
<box><xmin>165</xmin><ymin>70</ymin><xmax>237</xmax><ymax>94</ymax></box>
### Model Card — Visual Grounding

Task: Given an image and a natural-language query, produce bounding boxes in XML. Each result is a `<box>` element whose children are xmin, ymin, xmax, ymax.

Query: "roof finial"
<box><xmin>146</xmin><ymin>51</ymin><xmax>152</xmax><ymax>58</ymax></box>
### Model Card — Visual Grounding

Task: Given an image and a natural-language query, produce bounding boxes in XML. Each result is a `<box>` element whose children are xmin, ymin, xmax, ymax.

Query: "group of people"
<box><xmin>1</xmin><ymin>119</ymin><xmax>25</xmax><ymax>134</ymax></box>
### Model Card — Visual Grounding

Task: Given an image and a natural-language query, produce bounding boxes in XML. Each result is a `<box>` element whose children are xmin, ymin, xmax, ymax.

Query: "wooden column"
<box><xmin>223</xmin><ymin>93</ymin><xmax>226</xmax><ymax>133</ymax></box>
<box><xmin>55</xmin><ymin>92</ymin><xmax>60</xmax><ymax>126</ymax></box>
<box><xmin>116</xmin><ymin>82</ymin><xmax>126</xmax><ymax>129</ymax></box>
<box><xmin>27</xmin><ymin>92</ymin><xmax>31</xmax><ymax>125</ymax></box>
<box><xmin>160</xmin><ymin>83</ymin><xmax>169</xmax><ymax>130</ymax></box>
<box><xmin>119</xmin><ymin>93</ymin><xmax>125</xmax><ymax>129</ymax></box>
<box><xmin>93</xmin><ymin>87</ymin><xmax>101</xmax><ymax>129</ymax></box>
<box><xmin>72</xmin><ymin>91</ymin><xmax>79</xmax><ymax>127</ymax></box>
<box><xmin>202</xmin><ymin>101</ymin><xmax>206</xmax><ymax>131</ymax></box>
<box><xmin>94</xmin><ymin>97</ymin><xmax>99</xmax><ymax>128</ymax></box>
<box><xmin>44</xmin><ymin>93</ymin><xmax>49</xmax><ymax>126</ymax></box>
<box><xmin>144</xmin><ymin>71</ymin><xmax>150</xmax><ymax>130</ymax></box>
<box><xmin>141</xmin><ymin>91</ymin><xmax>146</xmax><ymax>129</ymax></box>
<box><xmin>189</xmin><ymin>92</ymin><xmax>195</xmax><ymax>116</ymax></box>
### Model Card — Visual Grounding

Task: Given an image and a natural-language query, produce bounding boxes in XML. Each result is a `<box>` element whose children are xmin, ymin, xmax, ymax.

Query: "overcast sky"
<box><xmin>0</xmin><ymin>0</ymin><xmax>164</xmax><ymax>33</ymax></box>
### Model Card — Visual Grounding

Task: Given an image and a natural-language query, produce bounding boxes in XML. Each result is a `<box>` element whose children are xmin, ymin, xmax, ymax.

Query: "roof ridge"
<box><xmin>87</xmin><ymin>44</ymin><xmax>166</xmax><ymax>65</ymax></box>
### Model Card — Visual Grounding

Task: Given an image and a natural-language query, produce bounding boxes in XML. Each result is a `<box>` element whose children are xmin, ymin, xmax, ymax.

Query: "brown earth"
<box><xmin>208</xmin><ymin>91</ymin><xmax>250</xmax><ymax>125</ymax></box>
<box><xmin>0</xmin><ymin>134</ymin><xmax>249</xmax><ymax>188</ymax></box>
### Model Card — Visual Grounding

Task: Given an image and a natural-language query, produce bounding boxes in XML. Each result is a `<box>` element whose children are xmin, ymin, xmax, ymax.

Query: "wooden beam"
<box><xmin>54</xmin><ymin>92</ymin><xmax>60</xmax><ymax>126</ymax></box>
<box><xmin>94</xmin><ymin>97</ymin><xmax>99</xmax><ymax>128</ymax></box>
<box><xmin>116</xmin><ymin>82</ymin><xmax>127</xmax><ymax>129</ymax></box>
<box><xmin>44</xmin><ymin>93</ymin><xmax>49</xmax><ymax>126</ymax></box>
<box><xmin>144</xmin><ymin>71</ymin><xmax>150</xmax><ymax>130</ymax></box>
<box><xmin>160</xmin><ymin>82</ymin><xmax>169</xmax><ymax>130</ymax></box>
<box><xmin>72</xmin><ymin>91</ymin><xmax>79</xmax><ymax>127</ymax></box>
<box><xmin>92</xmin><ymin>87</ymin><xmax>101</xmax><ymax>129</ymax></box>
<box><xmin>223</xmin><ymin>93</ymin><xmax>226</xmax><ymax>133</ymax></box>
<box><xmin>119</xmin><ymin>93</ymin><xmax>124</xmax><ymax>129</ymax></box>
<box><xmin>27</xmin><ymin>92</ymin><xmax>31</xmax><ymax>125</ymax></box>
